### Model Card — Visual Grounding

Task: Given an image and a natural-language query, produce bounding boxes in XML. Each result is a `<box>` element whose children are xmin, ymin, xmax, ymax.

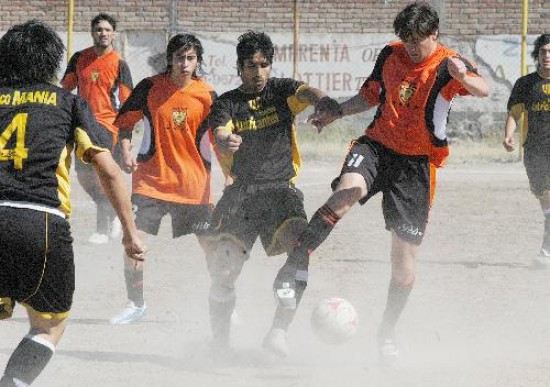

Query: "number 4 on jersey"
<box><xmin>0</xmin><ymin>113</ymin><xmax>29</xmax><ymax>170</ymax></box>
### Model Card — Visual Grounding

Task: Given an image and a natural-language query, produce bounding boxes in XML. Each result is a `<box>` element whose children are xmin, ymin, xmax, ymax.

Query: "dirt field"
<box><xmin>2</xmin><ymin>158</ymin><xmax>550</xmax><ymax>387</ymax></box>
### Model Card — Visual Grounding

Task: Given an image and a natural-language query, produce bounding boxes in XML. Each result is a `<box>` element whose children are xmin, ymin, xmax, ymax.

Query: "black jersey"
<box><xmin>507</xmin><ymin>72</ymin><xmax>550</xmax><ymax>152</ymax></box>
<box><xmin>208</xmin><ymin>78</ymin><xmax>310</xmax><ymax>183</ymax></box>
<box><xmin>0</xmin><ymin>83</ymin><xmax>110</xmax><ymax>217</ymax></box>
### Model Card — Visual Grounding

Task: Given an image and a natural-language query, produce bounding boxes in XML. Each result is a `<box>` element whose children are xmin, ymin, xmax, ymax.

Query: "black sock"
<box><xmin>379</xmin><ymin>279</ymin><xmax>412</xmax><ymax>339</ymax></box>
<box><xmin>124</xmin><ymin>269</ymin><xmax>144</xmax><ymax>307</ymax></box>
<box><xmin>289</xmin><ymin>204</ymin><xmax>341</xmax><ymax>267</ymax></box>
<box><xmin>209</xmin><ymin>298</ymin><xmax>235</xmax><ymax>345</ymax></box>
<box><xmin>271</xmin><ymin>281</ymin><xmax>307</xmax><ymax>331</ymax></box>
<box><xmin>1</xmin><ymin>336</ymin><xmax>54</xmax><ymax>386</ymax></box>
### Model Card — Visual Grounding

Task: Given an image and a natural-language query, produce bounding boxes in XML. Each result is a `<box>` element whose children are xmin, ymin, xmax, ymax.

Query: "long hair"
<box><xmin>165</xmin><ymin>33</ymin><xmax>204</xmax><ymax>77</ymax></box>
<box><xmin>393</xmin><ymin>2</ymin><xmax>439</xmax><ymax>42</ymax></box>
<box><xmin>532</xmin><ymin>34</ymin><xmax>550</xmax><ymax>62</ymax></box>
<box><xmin>236</xmin><ymin>30</ymin><xmax>274</xmax><ymax>69</ymax></box>
<box><xmin>0</xmin><ymin>20</ymin><xmax>64</xmax><ymax>87</ymax></box>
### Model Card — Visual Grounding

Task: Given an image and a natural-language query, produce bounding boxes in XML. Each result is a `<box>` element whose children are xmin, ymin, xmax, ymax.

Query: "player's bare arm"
<box><xmin>88</xmin><ymin>149</ymin><xmax>146</xmax><ymax>261</ymax></box>
<box><xmin>214</xmin><ymin>126</ymin><xmax>242</xmax><ymax>154</ymax></box>
<box><xmin>503</xmin><ymin>113</ymin><xmax>518</xmax><ymax>152</ymax></box>
<box><xmin>447</xmin><ymin>57</ymin><xmax>489</xmax><ymax>97</ymax></box>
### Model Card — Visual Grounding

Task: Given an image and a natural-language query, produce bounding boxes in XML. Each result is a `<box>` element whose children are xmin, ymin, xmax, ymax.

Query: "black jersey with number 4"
<box><xmin>208</xmin><ymin>78</ymin><xmax>310</xmax><ymax>183</ymax></box>
<box><xmin>0</xmin><ymin>83</ymin><xmax>110</xmax><ymax>217</ymax></box>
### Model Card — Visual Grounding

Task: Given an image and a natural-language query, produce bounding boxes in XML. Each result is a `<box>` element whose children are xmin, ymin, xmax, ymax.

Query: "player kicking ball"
<box><xmin>274</xmin><ymin>1</ymin><xmax>489</xmax><ymax>365</ymax></box>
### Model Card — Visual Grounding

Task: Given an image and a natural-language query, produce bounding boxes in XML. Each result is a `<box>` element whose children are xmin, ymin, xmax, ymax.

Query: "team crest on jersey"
<box><xmin>399</xmin><ymin>81</ymin><xmax>416</xmax><ymax>104</ymax></box>
<box><xmin>542</xmin><ymin>83</ymin><xmax>550</xmax><ymax>95</ymax></box>
<box><xmin>248</xmin><ymin>96</ymin><xmax>261</xmax><ymax>111</ymax></box>
<box><xmin>172</xmin><ymin>108</ymin><xmax>187</xmax><ymax>126</ymax></box>
<box><xmin>91</xmin><ymin>71</ymin><xmax>100</xmax><ymax>83</ymax></box>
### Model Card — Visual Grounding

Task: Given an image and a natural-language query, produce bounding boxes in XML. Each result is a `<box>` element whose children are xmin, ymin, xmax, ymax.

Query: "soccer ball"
<box><xmin>310</xmin><ymin>297</ymin><xmax>359</xmax><ymax>345</ymax></box>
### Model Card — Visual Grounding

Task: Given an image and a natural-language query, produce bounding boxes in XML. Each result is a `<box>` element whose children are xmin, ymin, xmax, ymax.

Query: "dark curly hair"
<box><xmin>236</xmin><ymin>30</ymin><xmax>274</xmax><ymax>68</ymax></box>
<box><xmin>393</xmin><ymin>2</ymin><xmax>439</xmax><ymax>42</ymax></box>
<box><xmin>91</xmin><ymin>13</ymin><xmax>117</xmax><ymax>31</ymax></box>
<box><xmin>165</xmin><ymin>33</ymin><xmax>204</xmax><ymax>77</ymax></box>
<box><xmin>0</xmin><ymin>20</ymin><xmax>64</xmax><ymax>87</ymax></box>
<box><xmin>532</xmin><ymin>34</ymin><xmax>550</xmax><ymax>62</ymax></box>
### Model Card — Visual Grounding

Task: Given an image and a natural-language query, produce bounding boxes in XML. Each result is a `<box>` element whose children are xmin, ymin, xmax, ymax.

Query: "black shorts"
<box><xmin>0</xmin><ymin>207</ymin><xmax>74</xmax><ymax>319</ymax></box>
<box><xmin>334</xmin><ymin>136</ymin><xmax>434</xmax><ymax>245</ymax></box>
<box><xmin>132</xmin><ymin>194</ymin><xmax>213</xmax><ymax>238</ymax></box>
<box><xmin>209</xmin><ymin>181</ymin><xmax>308</xmax><ymax>256</ymax></box>
<box><xmin>75</xmin><ymin>124</ymin><xmax>120</xmax><ymax>171</ymax></box>
<box><xmin>524</xmin><ymin>150</ymin><xmax>550</xmax><ymax>197</ymax></box>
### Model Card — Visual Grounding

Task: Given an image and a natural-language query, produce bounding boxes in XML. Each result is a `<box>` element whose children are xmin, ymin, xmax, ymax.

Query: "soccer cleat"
<box><xmin>88</xmin><ymin>232</ymin><xmax>109</xmax><ymax>244</ymax></box>
<box><xmin>109</xmin><ymin>217</ymin><xmax>122</xmax><ymax>239</ymax></box>
<box><xmin>109</xmin><ymin>301</ymin><xmax>147</xmax><ymax>325</ymax></box>
<box><xmin>378</xmin><ymin>338</ymin><xmax>399</xmax><ymax>366</ymax></box>
<box><xmin>262</xmin><ymin>328</ymin><xmax>289</xmax><ymax>358</ymax></box>
<box><xmin>533</xmin><ymin>248</ymin><xmax>550</xmax><ymax>268</ymax></box>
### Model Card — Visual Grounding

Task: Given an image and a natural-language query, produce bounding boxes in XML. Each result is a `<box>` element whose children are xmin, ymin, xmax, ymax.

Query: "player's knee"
<box><xmin>391</xmin><ymin>269</ymin><xmax>416</xmax><ymax>288</ymax></box>
<box><xmin>0</xmin><ymin>297</ymin><xmax>15</xmax><ymax>320</ymax></box>
<box><xmin>207</xmin><ymin>238</ymin><xmax>248</xmax><ymax>302</ymax></box>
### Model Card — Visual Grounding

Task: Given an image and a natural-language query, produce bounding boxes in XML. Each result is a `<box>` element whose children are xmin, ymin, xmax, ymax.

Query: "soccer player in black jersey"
<box><xmin>206</xmin><ymin>30</ymin><xmax>340</xmax><ymax>357</ymax></box>
<box><xmin>503</xmin><ymin>34</ymin><xmax>550</xmax><ymax>267</ymax></box>
<box><xmin>0</xmin><ymin>20</ymin><xmax>145</xmax><ymax>386</ymax></box>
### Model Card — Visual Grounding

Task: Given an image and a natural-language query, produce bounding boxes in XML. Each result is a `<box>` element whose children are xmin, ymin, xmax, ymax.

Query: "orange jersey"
<box><xmin>360</xmin><ymin>42</ymin><xmax>480</xmax><ymax>167</ymax></box>
<box><xmin>61</xmin><ymin>47</ymin><xmax>133</xmax><ymax>138</ymax></box>
<box><xmin>114</xmin><ymin>74</ymin><xmax>215</xmax><ymax>205</ymax></box>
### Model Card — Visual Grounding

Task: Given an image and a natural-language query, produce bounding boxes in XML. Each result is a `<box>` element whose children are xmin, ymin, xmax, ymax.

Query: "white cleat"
<box><xmin>378</xmin><ymin>338</ymin><xmax>399</xmax><ymax>367</ymax></box>
<box><xmin>109</xmin><ymin>217</ymin><xmax>122</xmax><ymax>239</ymax></box>
<box><xmin>109</xmin><ymin>301</ymin><xmax>147</xmax><ymax>325</ymax></box>
<box><xmin>262</xmin><ymin>328</ymin><xmax>289</xmax><ymax>358</ymax></box>
<box><xmin>88</xmin><ymin>232</ymin><xmax>109</xmax><ymax>244</ymax></box>
<box><xmin>533</xmin><ymin>248</ymin><xmax>550</xmax><ymax>268</ymax></box>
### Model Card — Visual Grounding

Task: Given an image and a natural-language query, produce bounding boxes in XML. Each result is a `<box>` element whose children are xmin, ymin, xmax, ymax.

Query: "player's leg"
<box><xmin>377</xmin><ymin>232</ymin><xmax>418</xmax><ymax>363</ymax></box>
<box><xmin>205</xmin><ymin>185</ymin><xmax>256</xmax><ymax>349</ymax></box>
<box><xmin>540</xmin><ymin>191</ymin><xmax>550</xmax><ymax>255</ymax></box>
<box><xmin>377</xmin><ymin>152</ymin><xmax>433</xmax><ymax>365</ymax></box>
<box><xmin>273</xmin><ymin>138</ymin><xmax>377</xmax><ymax>307</ymax></box>
<box><xmin>0</xmin><ymin>313</ymin><xmax>66</xmax><ymax>387</ymax></box>
<box><xmin>524</xmin><ymin>152</ymin><xmax>550</xmax><ymax>265</ymax></box>
<box><xmin>110</xmin><ymin>195</ymin><xmax>162</xmax><ymax>324</ymax></box>
<box><xmin>1</xmin><ymin>209</ymin><xmax>75</xmax><ymax>385</ymax></box>
<box><xmin>76</xmin><ymin>159</ymin><xmax>110</xmax><ymax>244</ymax></box>
<box><xmin>206</xmin><ymin>237</ymin><xmax>248</xmax><ymax>349</ymax></box>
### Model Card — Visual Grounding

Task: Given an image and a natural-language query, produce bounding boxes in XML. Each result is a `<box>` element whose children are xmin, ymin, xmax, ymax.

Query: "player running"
<box><xmin>61</xmin><ymin>13</ymin><xmax>133</xmax><ymax>244</ymax></box>
<box><xmin>0</xmin><ymin>20</ymin><xmax>144</xmax><ymax>386</ymax></box>
<box><xmin>109</xmin><ymin>33</ymin><xmax>216</xmax><ymax>325</ymax></box>
<box><xmin>503</xmin><ymin>33</ymin><xmax>550</xmax><ymax>267</ymax></box>
<box><xmin>274</xmin><ymin>1</ymin><xmax>489</xmax><ymax>365</ymax></box>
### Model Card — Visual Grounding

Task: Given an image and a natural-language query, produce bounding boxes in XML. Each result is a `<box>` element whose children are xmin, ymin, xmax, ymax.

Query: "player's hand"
<box><xmin>216</xmin><ymin>132</ymin><xmax>242</xmax><ymax>154</ymax></box>
<box><xmin>503</xmin><ymin>136</ymin><xmax>516</xmax><ymax>152</ymax></box>
<box><xmin>447</xmin><ymin>57</ymin><xmax>468</xmax><ymax>80</ymax></box>
<box><xmin>121</xmin><ymin>150</ymin><xmax>138</xmax><ymax>174</ymax></box>
<box><xmin>308</xmin><ymin>96</ymin><xmax>343</xmax><ymax>133</ymax></box>
<box><xmin>122</xmin><ymin>233</ymin><xmax>146</xmax><ymax>264</ymax></box>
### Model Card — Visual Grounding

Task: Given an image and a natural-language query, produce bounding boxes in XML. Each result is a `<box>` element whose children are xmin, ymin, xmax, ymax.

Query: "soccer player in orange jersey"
<box><xmin>274</xmin><ymin>1</ymin><xmax>489</xmax><ymax>364</ymax></box>
<box><xmin>0</xmin><ymin>20</ymin><xmax>144</xmax><ymax>386</ymax></box>
<box><xmin>109</xmin><ymin>33</ymin><xmax>216</xmax><ymax>324</ymax></box>
<box><xmin>61</xmin><ymin>13</ymin><xmax>133</xmax><ymax>244</ymax></box>
<box><xmin>503</xmin><ymin>34</ymin><xmax>550</xmax><ymax>267</ymax></box>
